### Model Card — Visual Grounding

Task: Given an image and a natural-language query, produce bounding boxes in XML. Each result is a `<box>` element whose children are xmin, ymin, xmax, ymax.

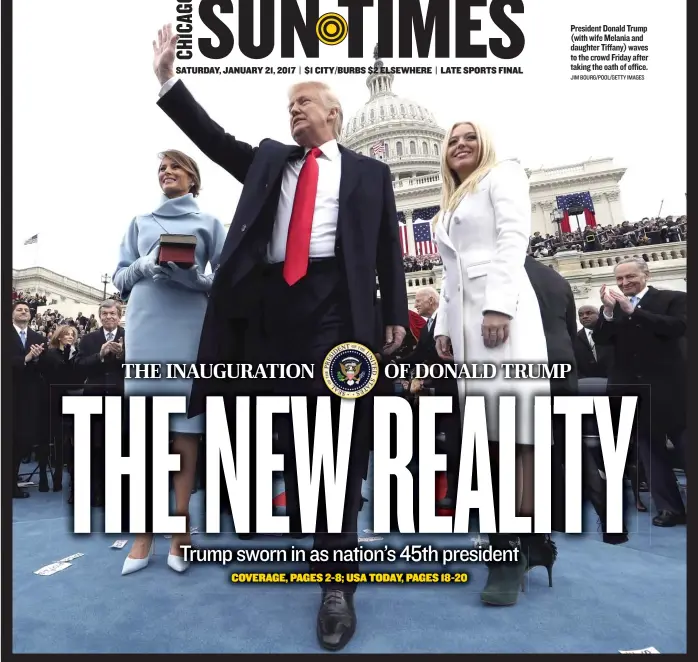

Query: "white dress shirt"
<box><xmin>159</xmin><ymin>78</ymin><xmax>341</xmax><ymax>264</ymax></box>
<box><xmin>603</xmin><ymin>286</ymin><xmax>649</xmax><ymax>320</ymax></box>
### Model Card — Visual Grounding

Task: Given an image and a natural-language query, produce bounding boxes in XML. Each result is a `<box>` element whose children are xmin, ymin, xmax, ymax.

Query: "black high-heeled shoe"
<box><xmin>39</xmin><ymin>470</ymin><xmax>50</xmax><ymax>493</ymax></box>
<box><xmin>480</xmin><ymin>535</ymin><xmax>528</xmax><ymax>606</ymax></box>
<box><xmin>522</xmin><ymin>534</ymin><xmax>557</xmax><ymax>588</ymax></box>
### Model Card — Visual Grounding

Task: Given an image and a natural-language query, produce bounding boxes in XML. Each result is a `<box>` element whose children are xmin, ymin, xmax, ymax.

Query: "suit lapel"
<box><xmin>337</xmin><ymin>147</ymin><xmax>360</xmax><ymax>243</ymax></box>
<box><xmin>338</xmin><ymin>146</ymin><xmax>360</xmax><ymax>210</ymax></box>
<box><xmin>427</xmin><ymin>313</ymin><xmax>436</xmax><ymax>336</ymax></box>
<box><xmin>219</xmin><ymin>145</ymin><xmax>298</xmax><ymax>268</ymax></box>
<box><xmin>433</xmin><ymin>216</ymin><xmax>456</xmax><ymax>254</ymax></box>
<box><xmin>14</xmin><ymin>328</ymin><xmax>25</xmax><ymax>353</ymax></box>
<box><xmin>635</xmin><ymin>286</ymin><xmax>656</xmax><ymax>310</ymax></box>
<box><xmin>265</xmin><ymin>145</ymin><xmax>299</xmax><ymax>190</ymax></box>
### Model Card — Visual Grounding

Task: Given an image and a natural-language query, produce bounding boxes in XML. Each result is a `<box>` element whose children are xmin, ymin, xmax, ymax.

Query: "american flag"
<box><xmin>412</xmin><ymin>206</ymin><xmax>439</xmax><ymax>255</ymax></box>
<box><xmin>397</xmin><ymin>212</ymin><xmax>408</xmax><ymax>255</ymax></box>
<box><xmin>371</xmin><ymin>141</ymin><xmax>386</xmax><ymax>157</ymax></box>
<box><xmin>413</xmin><ymin>221</ymin><xmax>436</xmax><ymax>255</ymax></box>
<box><xmin>556</xmin><ymin>191</ymin><xmax>594</xmax><ymax>213</ymax></box>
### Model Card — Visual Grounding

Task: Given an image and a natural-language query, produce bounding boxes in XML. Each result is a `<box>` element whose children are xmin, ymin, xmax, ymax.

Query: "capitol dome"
<box><xmin>341</xmin><ymin>50</ymin><xmax>446</xmax><ymax>182</ymax></box>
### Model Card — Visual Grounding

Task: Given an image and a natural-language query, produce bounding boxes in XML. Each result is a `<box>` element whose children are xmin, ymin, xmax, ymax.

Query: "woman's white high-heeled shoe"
<box><xmin>167</xmin><ymin>552</ymin><xmax>190</xmax><ymax>573</ymax></box>
<box><xmin>167</xmin><ymin>533</ymin><xmax>191</xmax><ymax>573</ymax></box>
<box><xmin>121</xmin><ymin>538</ymin><xmax>155</xmax><ymax>576</ymax></box>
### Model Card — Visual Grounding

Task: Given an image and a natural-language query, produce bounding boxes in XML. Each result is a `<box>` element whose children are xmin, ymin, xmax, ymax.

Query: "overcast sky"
<box><xmin>13</xmin><ymin>0</ymin><xmax>685</xmax><ymax>292</ymax></box>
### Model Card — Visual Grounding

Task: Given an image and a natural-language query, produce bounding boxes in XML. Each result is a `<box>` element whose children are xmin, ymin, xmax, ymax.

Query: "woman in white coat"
<box><xmin>433</xmin><ymin>121</ymin><xmax>556</xmax><ymax>606</ymax></box>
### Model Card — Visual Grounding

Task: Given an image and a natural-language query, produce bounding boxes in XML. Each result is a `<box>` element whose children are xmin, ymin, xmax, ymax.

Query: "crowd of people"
<box><xmin>400</xmin><ymin>216</ymin><xmax>687</xmax><ymax>269</ymax></box>
<box><xmin>402</xmin><ymin>254</ymin><xmax>442</xmax><ymax>272</ymax></box>
<box><xmin>11</xmin><ymin>289</ymin><xmax>47</xmax><ymax>307</ymax></box>
<box><xmin>10</xmin><ymin>286</ymin><xmax>126</xmax><ymax>341</ymax></box>
<box><xmin>528</xmin><ymin>216</ymin><xmax>687</xmax><ymax>258</ymax></box>
<box><xmin>11</xmin><ymin>297</ymin><xmax>125</xmax><ymax>503</ymax></box>
<box><xmin>10</xmin><ymin>32</ymin><xmax>687</xmax><ymax>652</ymax></box>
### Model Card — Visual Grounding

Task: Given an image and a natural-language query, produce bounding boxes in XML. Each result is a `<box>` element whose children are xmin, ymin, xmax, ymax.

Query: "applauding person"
<box><xmin>43</xmin><ymin>325</ymin><xmax>84</xmax><ymax>501</ymax></box>
<box><xmin>10</xmin><ymin>300</ymin><xmax>49</xmax><ymax>498</ymax></box>
<box><xmin>75</xmin><ymin>300</ymin><xmax>126</xmax><ymax>507</ymax></box>
<box><xmin>594</xmin><ymin>258</ymin><xmax>686</xmax><ymax>527</ymax></box>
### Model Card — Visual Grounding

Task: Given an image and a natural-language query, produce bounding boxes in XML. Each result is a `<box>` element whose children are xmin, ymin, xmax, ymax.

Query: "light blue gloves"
<box><xmin>137</xmin><ymin>247</ymin><xmax>159</xmax><ymax>279</ymax></box>
<box><xmin>153</xmin><ymin>261</ymin><xmax>211</xmax><ymax>292</ymax></box>
<box><xmin>113</xmin><ymin>246</ymin><xmax>159</xmax><ymax>298</ymax></box>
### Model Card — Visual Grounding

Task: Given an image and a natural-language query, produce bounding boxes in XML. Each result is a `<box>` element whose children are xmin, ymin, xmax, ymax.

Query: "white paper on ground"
<box><xmin>17</xmin><ymin>482</ymin><xmax>35</xmax><ymax>487</ymax></box>
<box><xmin>619</xmin><ymin>647</ymin><xmax>660</xmax><ymax>653</ymax></box>
<box><xmin>56</xmin><ymin>553</ymin><xmax>84</xmax><ymax>563</ymax></box>
<box><xmin>359</xmin><ymin>536</ymin><xmax>384</xmax><ymax>542</ymax></box>
<box><xmin>34</xmin><ymin>562</ymin><xmax>71</xmax><ymax>576</ymax></box>
<box><xmin>111</xmin><ymin>540</ymin><xmax>128</xmax><ymax>549</ymax></box>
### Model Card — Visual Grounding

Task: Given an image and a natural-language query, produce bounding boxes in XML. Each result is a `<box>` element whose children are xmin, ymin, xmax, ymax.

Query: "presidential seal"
<box><xmin>322</xmin><ymin>342</ymin><xmax>379</xmax><ymax>399</ymax></box>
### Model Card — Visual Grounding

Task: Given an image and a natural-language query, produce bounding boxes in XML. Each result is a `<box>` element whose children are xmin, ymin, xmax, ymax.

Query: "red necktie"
<box><xmin>283</xmin><ymin>146</ymin><xmax>322</xmax><ymax>285</ymax></box>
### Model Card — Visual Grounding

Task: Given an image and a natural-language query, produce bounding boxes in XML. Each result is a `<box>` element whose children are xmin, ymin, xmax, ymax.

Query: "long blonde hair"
<box><xmin>433</xmin><ymin>122</ymin><xmax>497</xmax><ymax>228</ymax></box>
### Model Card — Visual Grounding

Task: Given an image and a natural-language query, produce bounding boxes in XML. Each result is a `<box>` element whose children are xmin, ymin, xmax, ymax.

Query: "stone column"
<box><xmin>603</xmin><ymin>192</ymin><xmax>615</xmax><ymax>225</ymax></box>
<box><xmin>591</xmin><ymin>192</ymin><xmax>606</xmax><ymax>225</ymax></box>
<box><xmin>530</xmin><ymin>202</ymin><xmax>541</xmax><ymax>234</ymax></box>
<box><xmin>607</xmin><ymin>189</ymin><xmax>623</xmax><ymax>224</ymax></box>
<box><xmin>405</xmin><ymin>210</ymin><xmax>416</xmax><ymax>256</ymax></box>
<box><xmin>539</xmin><ymin>200</ymin><xmax>555</xmax><ymax>235</ymax></box>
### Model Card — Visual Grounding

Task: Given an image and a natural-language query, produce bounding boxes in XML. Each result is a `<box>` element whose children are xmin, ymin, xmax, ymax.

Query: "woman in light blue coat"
<box><xmin>112</xmin><ymin>150</ymin><xmax>226</xmax><ymax>576</ymax></box>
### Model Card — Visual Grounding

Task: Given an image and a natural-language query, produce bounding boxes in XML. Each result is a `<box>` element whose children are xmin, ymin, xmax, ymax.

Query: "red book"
<box><xmin>157</xmin><ymin>234</ymin><xmax>197</xmax><ymax>269</ymax></box>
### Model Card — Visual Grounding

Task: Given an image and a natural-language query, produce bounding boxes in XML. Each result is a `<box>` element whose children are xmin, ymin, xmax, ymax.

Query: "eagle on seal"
<box><xmin>338</xmin><ymin>357</ymin><xmax>362</xmax><ymax>386</ymax></box>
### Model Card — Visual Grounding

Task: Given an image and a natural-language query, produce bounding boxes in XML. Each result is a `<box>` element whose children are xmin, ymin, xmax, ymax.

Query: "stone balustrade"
<box><xmin>384</xmin><ymin>241</ymin><xmax>687</xmax><ymax>307</ymax></box>
<box><xmin>393</xmin><ymin>173</ymin><xmax>441</xmax><ymax>190</ymax></box>
<box><xmin>540</xmin><ymin>241</ymin><xmax>687</xmax><ymax>274</ymax></box>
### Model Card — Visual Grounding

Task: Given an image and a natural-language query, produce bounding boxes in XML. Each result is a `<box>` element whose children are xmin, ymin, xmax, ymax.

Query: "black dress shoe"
<box><xmin>603</xmin><ymin>532</ymin><xmax>628</xmax><ymax>544</ymax></box>
<box><xmin>317</xmin><ymin>589</ymin><xmax>356</xmax><ymax>651</ymax></box>
<box><xmin>13</xmin><ymin>486</ymin><xmax>30</xmax><ymax>499</ymax></box>
<box><xmin>652</xmin><ymin>511</ymin><xmax>686</xmax><ymax>527</ymax></box>
<box><xmin>237</xmin><ymin>533</ymin><xmax>255</xmax><ymax>540</ymax></box>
